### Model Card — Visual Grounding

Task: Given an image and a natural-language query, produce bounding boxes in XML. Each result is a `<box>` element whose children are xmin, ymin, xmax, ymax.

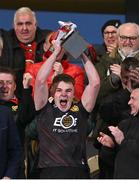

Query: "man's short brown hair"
<box><xmin>0</xmin><ymin>66</ymin><xmax>16</xmax><ymax>82</ymax></box>
<box><xmin>50</xmin><ymin>74</ymin><xmax>75</xmax><ymax>96</ymax></box>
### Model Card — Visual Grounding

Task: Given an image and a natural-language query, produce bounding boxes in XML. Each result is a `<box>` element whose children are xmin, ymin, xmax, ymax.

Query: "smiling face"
<box><xmin>118</xmin><ymin>23</ymin><xmax>139</xmax><ymax>56</ymax></box>
<box><xmin>54</xmin><ymin>81</ymin><xmax>75</xmax><ymax>112</ymax></box>
<box><xmin>128</xmin><ymin>88</ymin><xmax>139</xmax><ymax>116</ymax></box>
<box><xmin>103</xmin><ymin>25</ymin><xmax>118</xmax><ymax>47</ymax></box>
<box><xmin>0</xmin><ymin>73</ymin><xmax>16</xmax><ymax>101</ymax></box>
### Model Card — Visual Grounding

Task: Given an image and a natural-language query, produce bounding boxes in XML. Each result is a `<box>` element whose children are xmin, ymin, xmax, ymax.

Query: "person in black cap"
<box><xmin>94</xmin><ymin>19</ymin><xmax>121</xmax><ymax>58</ymax></box>
<box><xmin>89</xmin><ymin>19</ymin><xmax>121</xmax><ymax>178</ymax></box>
<box><xmin>102</xmin><ymin>19</ymin><xmax>121</xmax><ymax>56</ymax></box>
<box><xmin>91</xmin><ymin>19</ymin><xmax>122</xmax><ymax>105</ymax></box>
<box><xmin>95</xmin><ymin>19</ymin><xmax>122</xmax><ymax>57</ymax></box>
<box><xmin>90</xmin><ymin>19</ymin><xmax>122</xmax><ymax>128</ymax></box>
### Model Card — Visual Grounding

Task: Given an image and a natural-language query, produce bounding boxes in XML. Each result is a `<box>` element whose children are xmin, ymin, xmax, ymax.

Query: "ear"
<box><xmin>43</xmin><ymin>42</ymin><xmax>47</xmax><ymax>51</ymax></box>
<box><xmin>14</xmin><ymin>83</ymin><xmax>16</xmax><ymax>92</ymax></box>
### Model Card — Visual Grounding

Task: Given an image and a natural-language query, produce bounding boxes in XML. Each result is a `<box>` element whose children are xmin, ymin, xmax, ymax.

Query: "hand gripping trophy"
<box><xmin>46</xmin><ymin>21</ymin><xmax>77</xmax><ymax>57</ymax></box>
<box><xmin>47</xmin><ymin>21</ymin><xmax>96</xmax><ymax>60</ymax></box>
<box><xmin>56</xmin><ymin>21</ymin><xmax>77</xmax><ymax>42</ymax></box>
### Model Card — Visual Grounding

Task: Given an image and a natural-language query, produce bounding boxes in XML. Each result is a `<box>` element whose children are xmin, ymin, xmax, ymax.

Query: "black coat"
<box><xmin>0</xmin><ymin>105</ymin><xmax>22</xmax><ymax>178</ymax></box>
<box><xmin>0</xmin><ymin>87</ymin><xmax>36</xmax><ymax>144</ymax></box>
<box><xmin>0</xmin><ymin>27</ymin><xmax>51</xmax><ymax>98</ymax></box>
<box><xmin>114</xmin><ymin>114</ymin><xmax>139</xmax><ymax>178</ymax></box>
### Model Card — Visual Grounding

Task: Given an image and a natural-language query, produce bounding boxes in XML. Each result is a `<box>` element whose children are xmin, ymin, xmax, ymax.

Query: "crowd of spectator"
<box><xmin>1</xmin><ymin>6</ymin><xmax>139</xmax><ymax>179</ymax></box>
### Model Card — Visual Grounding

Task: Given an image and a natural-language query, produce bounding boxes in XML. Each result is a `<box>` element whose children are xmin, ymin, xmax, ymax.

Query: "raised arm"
<box><xmin>81</xmin><ymin>53</ymin><xmax>100</xmax><ymax>112</ymax></box>
<box><xmin>34</xmin><ymin>41</ymin><xmax>61</xmax><ymax>111</ymax></box>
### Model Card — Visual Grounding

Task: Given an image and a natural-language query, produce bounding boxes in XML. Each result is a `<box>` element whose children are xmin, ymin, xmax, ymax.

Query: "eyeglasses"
<box><xmin>104</xmin><ymin>31</ymin><xmax>117</xmax><ymax>36</ymax></box>
<box><xmin>119</xmin><ymin>35</ymin><xmax>139</xmax><ymax>42</ymax></box>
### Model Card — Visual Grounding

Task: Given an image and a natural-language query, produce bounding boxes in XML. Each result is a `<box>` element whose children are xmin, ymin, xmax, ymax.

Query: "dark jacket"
<box><xmin>99</xmin><ymin>88</ymin><xmax>130</xmax><ymax>126</ymax></box>
<box><xmin>114</xmin><ymin>114</ymin><xmax>139</xmax><ymax>178</ymax></box>
<box><xmin>95</xmin><ymin>52</ymin><xmax>122</xmax><ymax>104</ymax></box>
<box><xmin>95</xmin><ymin>51</ymin><xmax>139</xmax><ymax>104</ymax></box>
<box><xmin>0</xmin><ymin>105</ymin><xmax>22</xmax><ymax>179</ymax></box>
<box><xmin>0</xmin><ymin>27</ymin><xmax>51</xmax><ymax>98</ymax></box>
<box><xmin>0</xmin><ymin>87</ymin><xmax>36</xmax><ymax>144</ymax></box>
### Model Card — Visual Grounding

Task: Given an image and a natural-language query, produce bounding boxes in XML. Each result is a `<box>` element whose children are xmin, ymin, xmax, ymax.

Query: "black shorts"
<box><xmin>39</xmin><ymin>166</ymin><xmax>90</xmax><ymax>179</ymax></box>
